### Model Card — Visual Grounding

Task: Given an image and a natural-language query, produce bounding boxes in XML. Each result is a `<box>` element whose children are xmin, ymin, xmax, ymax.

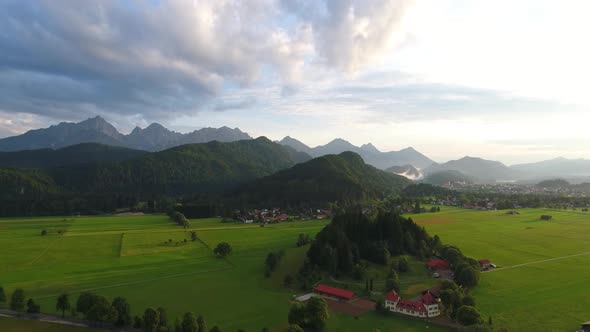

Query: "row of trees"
<box><xmin>170</xmin><ymin>211</ymin><xmax>190</xmax><ymax>228</ymax></box>
<box><xmin>1</xmin><ymin>287</ymin><xmax>255</xmax><ymax>332</ymax></box>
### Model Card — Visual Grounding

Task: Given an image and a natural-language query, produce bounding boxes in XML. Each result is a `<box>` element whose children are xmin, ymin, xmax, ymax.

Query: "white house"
<box><xmin>384</xmin><ymin>289</ymin><xmax>441</xmax><ymax>319</ymax></box>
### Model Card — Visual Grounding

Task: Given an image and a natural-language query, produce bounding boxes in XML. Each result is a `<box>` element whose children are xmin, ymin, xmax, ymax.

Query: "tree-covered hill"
<box><xmin>50</xmin><ymin>137</ymin><xmax>311</xmax><ymax>195</ymax></box>
<box><xmin>233</xmin><ymin>151</ymin><xmax>411</xmax><ymax>206</ymax></box>
<box><xmin>0</xmin><ymin>143</ymin><xmax>148</xmax><ymax>168</ymax></box>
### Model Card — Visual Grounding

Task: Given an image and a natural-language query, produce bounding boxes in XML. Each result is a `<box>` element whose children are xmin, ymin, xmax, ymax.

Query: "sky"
<box><xmin>0</xmin><ymin>0</ymin><xmax>589</xmax><ymax>164</ymax></box>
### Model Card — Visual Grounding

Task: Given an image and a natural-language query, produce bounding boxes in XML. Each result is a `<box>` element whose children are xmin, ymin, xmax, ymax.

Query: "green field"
<box><xmin>411</xmin><ymin>207</ymin><xmax>590</xmax><ymax>332</ymax></box>
<box><xmin>0</xmin><ymin>214</ymin><xmax>445</xmax><ymax>332</ymax></box>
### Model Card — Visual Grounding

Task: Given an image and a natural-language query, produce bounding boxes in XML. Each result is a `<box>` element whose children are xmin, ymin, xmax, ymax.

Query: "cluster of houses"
<box><xmin>310</xmin><ymin>284</ymin><xmax>443</xmax><ymax>319</ymax></box>
<box><xmin>235</xmin><ymin>208</ymin><xmax>332</xmax><ymax>224</ymax></box>
<box><xmin>426</xmin><ymin>258</ymin><xmax>495</xmax><ymax>274</ymax></box>
<box><xmin>384</xmin><ymin>287</ymin><xmax>442</xmax><ymax>318</ymax></box>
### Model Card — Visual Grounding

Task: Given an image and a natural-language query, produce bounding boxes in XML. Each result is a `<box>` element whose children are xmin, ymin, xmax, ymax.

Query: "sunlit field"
<box><xmin>412</xmin><ymin>207</ymin><xmax>590</xmax><ymax>332</ymax></box>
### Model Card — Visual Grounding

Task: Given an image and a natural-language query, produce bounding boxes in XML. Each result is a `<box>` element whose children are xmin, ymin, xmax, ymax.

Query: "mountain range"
<box><xmin>278</xmin><ymin>136</ymin><xmax>435</xmax><ymax>170</ymax></box>
<box><xmin>2</xmin><ymin>116</ymin><xmax>590</xmax><ymax>184</ymax></box>
<box><xmin>0</xmin><ymin>116</ymin><xmax>251</xmax><ymax>152</ymax></box>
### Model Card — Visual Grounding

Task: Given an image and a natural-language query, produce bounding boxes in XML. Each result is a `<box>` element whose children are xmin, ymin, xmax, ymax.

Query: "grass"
<box><xmin>411</xmin><ymin>207</ymin><xmax>590</xmax><ymax>332</ymax></box>
<box><xmin>0</xmin><ymin>214</ymin><xmax>445</xmax><ymax>332</ymax></box>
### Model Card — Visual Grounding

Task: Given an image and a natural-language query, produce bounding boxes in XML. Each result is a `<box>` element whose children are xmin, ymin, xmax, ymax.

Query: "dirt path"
<box><xmin>485</xmin><ymin>250</ymin><xmax>590</xmax><ymax>273</ymax></box>
<box><xmin>0</xmin><ymin>309</ymin><xmax>89</xmax><ymax>328</ymax></box>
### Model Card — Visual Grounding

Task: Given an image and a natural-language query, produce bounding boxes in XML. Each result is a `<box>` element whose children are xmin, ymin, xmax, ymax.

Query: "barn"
<box><xmin>313</xmin><ymin>284</ymin><xmax>356</xmax><ymax>302</ymax></box>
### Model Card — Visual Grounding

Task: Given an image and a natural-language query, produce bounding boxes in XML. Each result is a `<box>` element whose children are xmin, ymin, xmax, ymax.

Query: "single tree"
<box><xmin>306</xmin><ymin>296</ymin><xmax>329</xmax><ymax>330</ymax></box>
<box><xmin>385</xmin><ymin>277</ymin><xmax>400</xmax><ymax>293</ymax></box>
<box><xmin>286</xmin><ymin>325</ymin><xmax>304</xmax><ymax>332</ymax></box>
<box><xmin>76</xmin><ymin>292</ymin><xmax>98</xmax><ymax>315</ymax></box>
<box><xmin>86</xmin><ymin>296</ymin><xmax>117</xmax><ymax>324</ymax></box>
<box><xmin>158</xmin><ymin>307</ymin><xmax>168</xmax><ymax>328</ymax></box>
<box><xmin>287</xmin><ymin>302</ymin><xmax>306</xmax><ymax>326</ymax></box>
<box><xmin>181</xmin><ymin>312</ymin><xmax>198</xmax><ymax>332</ymax></box>
<box><xmin>209</xmin><ymin>326</ymin><xmax>222</xmax><ymax>332</ymax></box>
<box><xmin>27</xmin><ymin>298</ymin><xmax>41</xmax><ymax>313</ymax></box>
<box><xmin>213</xmin><ymin>242</ymin><xmax>232</xmax><ymax>257</ymax></box>
<box><xmin>283</xmin><ymin>275</ymin><xmax>294</xmax><ymax>288</ymax></box>
<box><xmin>112</xmin><ymin>297</ymin><xmax>132</xmax><ymax>326</ymax></box>
<box><xmin>456</xmin><ymin>305</ymin><xmax>482</xmax><ymax>326</ymax></box>
<box><xmin>56</xmin><ymin>294</ymin><xmax>71</xmax><ymax>318</ymax></box>
<box><xmin>143</xmin><ymin>307</ymin><xmax>160</xmax><ymax>332</ymax></box>
<box><xmin>261</xmin><ymin>328</ymin><xmax>269</xmax><ymax>332</ymax></box>
<box><xmin>133</xmin><ymin>315</ymin><xmax>143</xmax><ymax>329</ymax></box>
<box><xmin>0</xmin><ymin>286</ymin><xmax>6</xmax><ymax>304</ymax></box>
<box><xmin>174</xmin><ymin>317</ymin><xmax>182</xmax><ymax>332</ymax></box>
<box><xmin>397</xmin><ymin>256</ymin><xmax>409</xmax><ymax>272</ymax></box>
<box><xmin>41</xmin><ymin>229</ymin><xmax>48</xmax><ymax>236</ymax></box>
<box><xmin>10</xmin><ymin>288</ymin><xmax>25</xmax><ymax>311</ymax></box>
<box><xmin>369</xmin><ymin>279</ymin><xmax>374</xmax><ymax>291</ymax></box>
<box><xmin>191</xmin><ymin>231</ymin><xmax>198</xmax><ymax>242</ymax></box>
<box><xmin>488</xmin><ymin>315</ymin><xmax>493</xmax><ymax>326</ymax></box>
<box><xmin>197</xmin><ymin>314</ymin><xmax>206</xmax><ymax>332</ymax></box>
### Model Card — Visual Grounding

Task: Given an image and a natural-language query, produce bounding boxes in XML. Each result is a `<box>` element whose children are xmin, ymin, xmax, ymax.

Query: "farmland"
<box><xmin>412</xmin><ymin>207</ymin><xmax>590</xmax><ymax>332</ymax></box>
<box><xmin>0</xmin><ymin>214</ymin><xmax>443</xmax><ymax>332</ymax></box>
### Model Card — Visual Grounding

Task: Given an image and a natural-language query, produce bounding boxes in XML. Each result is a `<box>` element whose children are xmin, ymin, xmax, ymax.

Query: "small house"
<box><xmin>580</xmin><ymin>321</ymin><xmax>590</xmax><ymax>332</ymax></box>
<box><xmin>479</xmin><ymin>259</ymin><xmax>492</xmax><ymax>269</ymax></box>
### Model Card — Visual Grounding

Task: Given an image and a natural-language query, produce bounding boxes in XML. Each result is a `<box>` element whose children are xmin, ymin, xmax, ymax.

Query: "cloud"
<box><xmin>0</xmin><ymin>0</ymin><xmax>416</xmax><ymax>125</ymax></box>
<box><xmin>0</xmin><ymin>0</ymin><xmax>317</xmax><ymax>122</ymax></box>
<box><xmin>282</xmin><ymin>0</ymin><xmax>414</xmax><ymax>72</ymax></box>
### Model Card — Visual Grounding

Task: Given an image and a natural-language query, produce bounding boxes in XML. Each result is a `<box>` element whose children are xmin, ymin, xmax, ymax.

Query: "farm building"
<box><xmin>426</xmin><ymin>259</ymin><xmax>450</xmax><ymax>270</ymax></box>
<box><xmin>313</xmin><ymin>284</ymin><xmax>356</xmax><ymax>302</ymax></box>
<box><xmin>384</xmin><ymin>289</ymin><xmax>440</xmax><ymax>318</ymax></box>
<box><xmin>420</xmin><ymin>290</ymin><xmax>441</xmax><ymax>317</ymax></box>
<box><xmin>579</xmin><ymin>321</ymin><xmax>590</xmax><ymax>332</ymax></box>
<box><xmin>479</xmin><ymin>259</ymin><xmax>492</xmax><ymax>269</ymax></box>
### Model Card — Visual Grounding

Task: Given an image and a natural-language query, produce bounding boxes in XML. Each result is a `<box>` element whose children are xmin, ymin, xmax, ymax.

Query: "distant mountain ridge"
<box><xmin>278</xmin><ymin>136</ymin><xmax>435</xmax><ymax>170</ymax></box>
<box><xmin>425</xmin><ymin>156</ymin><xmax>521</xmax><ymax>183</ymax></box>
<box><xmin>0</xmin><ymin>116</ymin><xmax>252</xmax><ymax>152</ymax></box>
<box><xmin>510</xmin><ymin>157</ymin><xmax>590</xmax><ymax>179</ymax></box>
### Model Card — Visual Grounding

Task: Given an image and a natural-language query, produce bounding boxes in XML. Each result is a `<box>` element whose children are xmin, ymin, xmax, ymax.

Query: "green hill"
<box><xmin>50</xmin><ymin>137</ymin><xmax>311</xmax><ymax>195</ymax></box>
<box><xmin>0</xmin><ymin>143</ymin><xmax>148</xmax><ymax>168</ymax></box>
<box><xmin>234</xmin><ymin>151</ymin><xmax>411</xmax><ymax>206</ymax></box>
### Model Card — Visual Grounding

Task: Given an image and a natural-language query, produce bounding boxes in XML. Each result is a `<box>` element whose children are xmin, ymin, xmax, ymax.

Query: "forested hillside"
<box><xmin>234</xmin><ymin>152</ymin><xmax>411</xmax><ymax>206</ymax></box>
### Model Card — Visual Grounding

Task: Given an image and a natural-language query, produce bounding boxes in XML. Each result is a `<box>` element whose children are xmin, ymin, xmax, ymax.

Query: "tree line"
<box><xmin>0</xmin><ymin>286</ymin><xmax>269</xmax><ymax>332</ymax></box>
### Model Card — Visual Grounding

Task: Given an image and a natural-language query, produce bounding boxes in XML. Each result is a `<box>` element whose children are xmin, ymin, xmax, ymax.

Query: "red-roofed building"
<box><xmin>314</xmin><ymin>284</ymin><xmax>356</xmax><ymax>301</ymax></box>
<box><xmin>395</xmin><ymin>299</ymin><xmax>427</xmax><ymax>317</ymax></box>
<box><xmin>420</xmin><ymin>289</ymin><xmax>441</xmax><ymax>317</ymax></box>
<box><xmin>276</xmin><ymin>214</ymin><xmax>289</xmax><ymax>221</ymax></box>
<box><xmin>384</xmin><ymin>288</ymin><xmax>441</xmax><ymax>318</ymax></box>
<box><xmin>426</xmin><ymin>259</ymin><xmax>450</xmax><ymax>270</ymax></box>
<box><xmin>479</xmin><ymin>259</ymin><xmax>492</xmax><ymax>269</ymax></box>
<box><xmin>384</xmin><ymin>290</ymin><xmax>400</xmax><ymax>311</ymax></box>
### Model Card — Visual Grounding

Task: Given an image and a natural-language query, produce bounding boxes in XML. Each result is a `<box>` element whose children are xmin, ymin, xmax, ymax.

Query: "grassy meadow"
<box><xmin>0</xmin><ymin>214</ymin><xmax>444</xmax><ymax>332</ymax></box>
<box><xmin>411</xmin><ymin>207</ymin><xmax>590</xmax><ymax>332</ymax></box>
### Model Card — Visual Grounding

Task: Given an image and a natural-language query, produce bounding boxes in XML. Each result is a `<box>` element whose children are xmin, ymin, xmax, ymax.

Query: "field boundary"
<box><xmin>486</xmin><ymin>250</ymin><xmax>590</xmax><ymax>273</ymax></box>
<box><xmin>117</xmin><ymin>233</ymin><xmax>125</xmax><ymax>257</ymax></box>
